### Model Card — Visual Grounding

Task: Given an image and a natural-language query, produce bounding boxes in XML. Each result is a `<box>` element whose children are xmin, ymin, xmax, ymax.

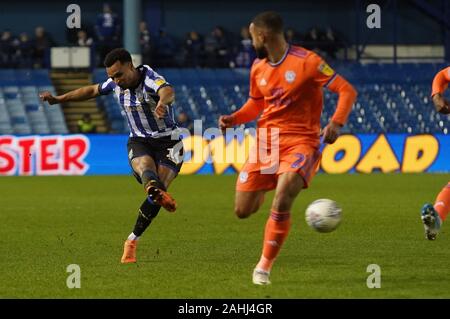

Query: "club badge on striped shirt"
<box><xmin>155</xmin><ymin>78</ymin><xmax>166</xmax><ymax>87</ymax></box>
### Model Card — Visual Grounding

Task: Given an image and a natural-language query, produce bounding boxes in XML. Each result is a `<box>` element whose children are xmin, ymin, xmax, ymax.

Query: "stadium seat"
<box><xmin>1</xmin><ymin>64</ymin><xmax>449</xmax><ymax>135</ymax></box>
<box><xmin>0</xmin><ymin>71</ymin><xmax>67</xmax><ymax>135</ymax></box>
<box><xmin>0</xmin><ymin>70</ymin><xmax>18</xmax><ymax>87</ymax></box>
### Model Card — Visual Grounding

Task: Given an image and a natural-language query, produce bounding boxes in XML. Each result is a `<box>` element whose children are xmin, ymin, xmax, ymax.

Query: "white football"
<box><xmin>305</xmin><ymin>199</ymin><xmax>342</xmax><ymax>233</ymax></box>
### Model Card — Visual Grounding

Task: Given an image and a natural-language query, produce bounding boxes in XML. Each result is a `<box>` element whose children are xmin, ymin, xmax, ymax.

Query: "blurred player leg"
<box><xmin>434</xmin><ymin>182</ymin><xmax>450</xmax><ymax>221</ymax></box>
<box><xmin>421</xmin><ymin>182</ymin><xmax>450</xmax><ymax>240</ymax></box>
<box><xmin>234</xmin><ymin>160</ymin><xmax>277</xmax><ymax>218</ymax></box>
<box><xmin>157</xmin><ymin>164</ymin><xmax>179</xmax><ymax>189</ymax></box>
<box><xmin>253</xmin><ymin>144</ymin><xmax>321</xmax><ymax>284</ymax></box>
<box><xmin>122</xmin><ymin>199</ymin><xmax>161</xmax><ymax>263</ymax></box>
<box><xmin>421</xmin><ymin>204</ymin><xmax>441</xmax><ymax>241</ymax></box>
<box><xmin>253</xmin><ymin>172</ymin><xmax>304</xmax><ymax>285</ymax></box>
<box><xmin>121</xmin><ymin>155</ymin><xmax>158</xmax><ymax>263</ymax></box>
<box><xmin>122</xmin><ymin>156</ymin><xmax>179</xmax><ymax>263</ymax></box>
<box><xmin>234</xmin><ymin>191</ymin><xmax>266</xmax><ymax>218</ymax></box>
<box><xmin>132</xmin><ymin>155</ymin><xmax>177</xmax><ymax>212</ymax></box>
<box><xmin>155</xmin><ymin>164</ymin><xmax>179</xmax><ymax>210</ymax></box>
<box><xmin>121</xmin><ymin>165</ymin><xmax>179</xmax><ymax>263</ymax></box>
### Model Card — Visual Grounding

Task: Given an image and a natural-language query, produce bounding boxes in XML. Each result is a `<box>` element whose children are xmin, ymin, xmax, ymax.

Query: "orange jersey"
<box><xmin>232</xmin><ymin>45</ymin><xmax>356</xmax><ymax>145</ymax></box>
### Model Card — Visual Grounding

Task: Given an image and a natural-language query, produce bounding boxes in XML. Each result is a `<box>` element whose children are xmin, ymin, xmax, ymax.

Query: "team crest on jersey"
<box><xmin>137</xmin><ymin>91</ymin><xmax>145</xmax><ymax>103</ymax></box>
<box><xmin>259</xmin><ymin>78</ymin><xmax>267</xmax><ymax>86</ymax></box>
<box><xmin>239</xmin><ymin>171</ymin><xmax>248</xmax><ymax>183</ymax></box>
<box><xmin>284</xmin><ymin>71</ymin><xmax>296</xmax><ymax>83</ymax></box>
<box><xmin>318</xmin><ymin>62</ymin><xmax>335</xmax><ymax>76</ymax></box>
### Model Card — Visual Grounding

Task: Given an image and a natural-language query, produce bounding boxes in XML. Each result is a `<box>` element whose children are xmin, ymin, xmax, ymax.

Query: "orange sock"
<box><xmin>434</xmin><ymin>182</ymin><xmax>450</xmax><ymax>221</ymax></box>
<box><xmin>256</xmin><ymin>210</ymin><xmax>291</xmax><ymax>273</ymax></box>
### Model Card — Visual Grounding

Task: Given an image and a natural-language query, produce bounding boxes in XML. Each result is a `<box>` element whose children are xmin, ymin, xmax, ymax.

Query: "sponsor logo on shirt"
<box><xmin>318</xmin><ymin>62</ymin><xmax>335</xmax><ymax>77</ymax></box>
<box><xmin>155</xmin><ymin>78</ymin><xmax>166</xmax><ymax>87</ymax></box>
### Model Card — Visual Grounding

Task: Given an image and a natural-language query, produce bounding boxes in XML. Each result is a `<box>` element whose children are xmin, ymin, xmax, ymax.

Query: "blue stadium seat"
<box><xmin>0</xmin><ymin>70</ymin><xmax>18</xmax><ymax>87</ymax></box>
<box><xmin>158</xmin><ymin>68</ymin><xmax>183</xmax><ymax>86</ymax></box>
<box><xmin>0</xmin><ymin>71</ymin><xmax>63</xmax><ymax>134</ymax></box>
<box><xmin>31</xmin><ymin>70</ymin><xmax>52</xmax><ymax>86</ymax></box>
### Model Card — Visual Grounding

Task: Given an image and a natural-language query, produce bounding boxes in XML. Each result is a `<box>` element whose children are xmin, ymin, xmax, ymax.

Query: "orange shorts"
<box><xmin>236</xmin><ymin>142</ymin><xmax>321</xmax><ymax>192</ymax></box>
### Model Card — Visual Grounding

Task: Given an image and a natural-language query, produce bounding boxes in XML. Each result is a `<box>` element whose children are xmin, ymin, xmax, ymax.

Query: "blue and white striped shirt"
<box><xmin>98</xmin><ymin>65</ymin><xmax>177</xmax><ymax>138</ymax></box>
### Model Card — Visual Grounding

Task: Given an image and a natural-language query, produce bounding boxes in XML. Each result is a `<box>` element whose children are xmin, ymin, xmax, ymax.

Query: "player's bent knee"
<box><xmin>132</xmin><ymin>156</ymin><xmax>155</xmax><ymax>173</ymax></box>
<box><xmin>234</xmin><ymin>192</ymin><xmax>264</xmax><ymax>218</ymax></box>
<box><xmin>234</xmin><ymin>206</ymin><xmax>253</xmax><ymax>219</ymax></box>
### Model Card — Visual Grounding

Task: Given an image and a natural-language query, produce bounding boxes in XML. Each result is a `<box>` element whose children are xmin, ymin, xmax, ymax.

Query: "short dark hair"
<box><xmin>103</xmin><ymin>48</ymin><xmax>132</xmax><ymax>67</ymax></box>
<box><xmin>252</xmin><ymin>11</ymin><xmax>284</xmax><ymax>34</ymax></box>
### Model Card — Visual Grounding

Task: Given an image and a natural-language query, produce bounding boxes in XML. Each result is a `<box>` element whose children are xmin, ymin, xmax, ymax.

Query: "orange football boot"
<box><xmin>145</xmin><ymin>182</ymin><xmax>177</xmax><ymax>212</ymax></box>
<box><xmin>121</xmin><ymin>239</ymin><xmax>138</xmax><ymax>263</ymax></box>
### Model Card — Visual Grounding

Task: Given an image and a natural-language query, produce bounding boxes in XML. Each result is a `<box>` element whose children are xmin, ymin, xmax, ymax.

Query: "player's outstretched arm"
<box><xmin>39</xmin><ymin>84</ymin><xmax>100</xmax><ymax>105</ymax></box>
<box><xmin>218</xmin><ymin>97</ymin><xmax>264</xmax><ymax>132</ymax></box>
<box><xmin>432</xmin><ymin>94</ymin><xmax>450</xmax><ymax>115</ymax></box>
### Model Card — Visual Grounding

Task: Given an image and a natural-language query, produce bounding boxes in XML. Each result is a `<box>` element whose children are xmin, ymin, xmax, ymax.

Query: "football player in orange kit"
<box><xmin>218</xmin><ymin>11</ymin><xmax>357</xmax><ymax>285</ymax></box>
<box><xmin>420</xmin><ymin>67</ymin><xmax>450</xmax><ymax>240</ymax></box>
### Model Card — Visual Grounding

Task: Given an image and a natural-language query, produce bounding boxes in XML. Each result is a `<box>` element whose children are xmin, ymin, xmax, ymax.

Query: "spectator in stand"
<box><xmin>235</xmin><ymin>26</ymin><xmax>255</xmax><ymax>68</ymax></box>
<box><xmin>0</xmin><ymin>30</ymin><xmax>14</xmax><ymax>68</ymax></box>
<box><xmin>139</xmin><ymin>21</ymin><xmax>153</xmax><ymax>65</ymax></box>
<box><xmin>285</xmin><ymin>28</ymin><xmax>302</xmax><ymax>46</ymax></box>
<box><xmin>321</xmin><ymin>26</ymin><xmax>342</xmax><ymax>59</ymax></box>
<box><xmin>66</xmin><ymin>27</ymin><xmax>79</xmax><ymax>46</ymax></box>
<box><xmin>153</xmin><ymin>28</ymin><xmax>177</xmax><ymax>67</ymax></box>
<box><xmin>204</xmin><ymin>26</ymin><xmax>230</xmax><ymax>68</ymax></box>
<box><xmin>0</xmin><ymin>30</ymin><xmax>18</xmax><ymax>67</ymax></box>
<box><xmin>303</xmin><ymin>27</ymin><xmax>325</xmax><ymax>54</ymax></box>
<box><xmin>32</xmin><ymin>26</ymin><xmax>54</xmax><ymax>68</ymax></box>
<box><xmin>76</xmin><ymin>29</ymin><xmax>95</xmax><ymax>69</ymax></box>
<box><xmin>183</xmin><ymin>31</ymin><xmax>204</xmax><ymax>67</ymax></box>
<box><xmin>177</xmin><ymin>111</ymin><xmax>194</xmax><ymax>134</ymax></box>
<box><xmin>77</xmin><ymin>30</ymin><xmax>94</xmax><ymax>47</ymax></box>
<box><xmin>77</xmin><ymin>113</ymin><xmax>97</xmax><ymax>134</ymax></box>
<box><xmin>17</xmin><ymin>32</ymin><xmax>33</xmax><ymax>68</ymax></box>
<box><xmin>95</xmin><ymin>3</ymin><xmax>121</xmax><ymax>66</ymax></box>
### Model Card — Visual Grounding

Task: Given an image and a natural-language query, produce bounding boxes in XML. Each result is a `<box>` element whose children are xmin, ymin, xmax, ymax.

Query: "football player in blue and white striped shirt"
<box><xmin>40</xmin><ymin>48</ymin><xmax>184</xmax><ymax>264</ymax></box>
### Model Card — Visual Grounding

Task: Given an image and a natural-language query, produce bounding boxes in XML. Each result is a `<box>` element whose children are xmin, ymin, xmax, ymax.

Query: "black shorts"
<box><xmin>127</xmin><ymin>136</ymin><xmax>184</xmax><ymax>184</ymax></box>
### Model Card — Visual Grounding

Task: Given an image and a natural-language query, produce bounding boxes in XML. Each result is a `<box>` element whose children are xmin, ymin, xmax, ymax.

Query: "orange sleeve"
<box><xmin>231</xmin><ymin>97</ymin><xmax>264</xmax><ymax>125</ymax></box>
<box><xmin>431</xmin><ymin>67</ymin><xmax>450</xmax><ymax>97</ymax></box>
<box><xmin>327</xmin><ymin>75</ymin><xmax>358</xmax><ymax>126</ymax></box>
<box><xmin>248</xmin><ymin>59</ymin><xmax>263</xmax><ymax>99</ymax></box>
<box><xmin>231</xmin><ymin>60</ymin><xmax>264</xmax><ymax>125</ymax></box>
<box><xmin>307</xmin><ymin>53</ymin><xmax>357</xmax><ymax>126</ymax></box>
<box><xmin>308</xmin><ymin>53</ymin><xmax>338</xmax><ymax>87</ymax></box>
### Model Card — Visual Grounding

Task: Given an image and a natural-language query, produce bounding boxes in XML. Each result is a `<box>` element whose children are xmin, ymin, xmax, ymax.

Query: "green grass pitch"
<box><xmin>1</xmin><ymin>173</ymin><xmax>450</xmax><ymax>298</ymax></box>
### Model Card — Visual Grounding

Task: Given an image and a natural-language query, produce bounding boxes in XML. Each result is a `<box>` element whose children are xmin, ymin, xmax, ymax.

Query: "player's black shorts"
<box><xmin>127</xmin><ymin>136</ymin><xmax>184</xmax><ymax>184</ymax></box>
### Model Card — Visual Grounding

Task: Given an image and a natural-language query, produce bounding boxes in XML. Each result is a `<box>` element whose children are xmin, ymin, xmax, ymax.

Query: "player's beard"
<box><xmin>254</xmin><ymin>46</ymin><xmax>268</xmax><ymax>59</ymax></box>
